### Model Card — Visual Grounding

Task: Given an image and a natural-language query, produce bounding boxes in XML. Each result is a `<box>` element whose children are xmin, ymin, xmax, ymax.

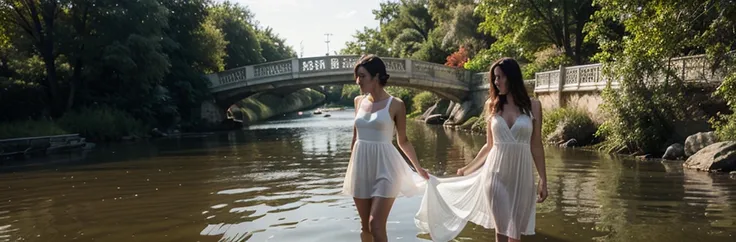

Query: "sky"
<box><xmin>234</xmin><ymin>0</ymin><xmax>386</xmax><ymax>58</ymax></box>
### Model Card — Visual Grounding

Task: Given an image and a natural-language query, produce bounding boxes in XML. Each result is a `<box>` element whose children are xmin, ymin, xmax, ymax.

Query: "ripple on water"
<box><xmin>217</xmin><ymin>187</ymin><xmax>270</xmax><ymax>195</ymax></box>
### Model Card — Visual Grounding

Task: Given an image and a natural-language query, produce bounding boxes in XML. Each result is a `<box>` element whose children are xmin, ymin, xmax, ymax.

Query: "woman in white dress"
<box><xmin>415</xmin><ymin>57</ymin><xmax>548</xmax><ymax>242</ymax></box>
<box><xmin>342</xmin><ymin>54</ymin><xmax>430</xmax><ymax>242</ymax></box>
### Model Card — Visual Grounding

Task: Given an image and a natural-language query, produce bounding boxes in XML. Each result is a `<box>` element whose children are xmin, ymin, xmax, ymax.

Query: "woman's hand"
<box><xmin>537</xmin><ymin>180</ymin><xmax>548</xmax><ymax>203</ymax></box>
<box><xmin>416</xmin><ymin>166</ymin><xmax>430</xmax><ymax>180</ymax></box>
<box><xmin>456</xmin><ymin>167</ymin><xmax>467</xmax><ymax>176</ymax></box>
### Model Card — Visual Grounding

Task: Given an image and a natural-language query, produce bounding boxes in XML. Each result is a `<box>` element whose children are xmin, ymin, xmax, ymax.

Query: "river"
<box><xmin>1</xmin><ymin>109</ymin><xmax>735</xmax><ymax>241</ymax></box>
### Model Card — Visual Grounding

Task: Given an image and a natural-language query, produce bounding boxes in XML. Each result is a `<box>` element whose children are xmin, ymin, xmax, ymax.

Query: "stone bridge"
<box><xmin>200</xmin><ymin>55</ymin><xmax>489</xmax><ymax>124</ymax></box>
<box><xmin>198</xmin><ymin>53</ymin><xmax>727</xmax><ymax>126</ymax></box>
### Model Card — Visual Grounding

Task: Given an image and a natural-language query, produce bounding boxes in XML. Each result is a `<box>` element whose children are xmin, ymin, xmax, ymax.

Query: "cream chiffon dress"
<box><xmin>415</xmin><ymin>113</ymin><xmax>537</xmax><ymax>241</ymax></box>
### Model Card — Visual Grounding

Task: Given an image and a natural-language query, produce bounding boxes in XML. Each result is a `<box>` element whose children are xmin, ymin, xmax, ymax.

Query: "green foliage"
<box><xmin>589</xmin><ymin>0</ymin><xmax>736</xmax><ymax>154</ymax></box>
<box><xmin>464</xmin><ymin>48</ymin><xmax>495</xmax><ymax>72</ymax></box>
<box><xmin>459</xmin><ymin>116</ymin><xmax>479</xmax><ymax>130</ymax></box>
<box><xmin>341</xmin><ymin>27</ymin><xmax>391</xmax><ymax>56</ymax></box>
<box><xmin>57</xmin><ymin>106</ymin><xmax>146</xmax><ymax>142</ymax></box>
<box><xmin>0</xmin><ymin>0</ymin><xmax>299</xmax><ymax>137</ymax></box>
<box><xmin>341</xmin><ymin>84</ymin><xmax>361</xmax><ymax>103</ymax></box>
<box><xmin>257</xmin><ymin>26</ymin><xmax>297</xmax><ymax>61</ymax></box>
<box><xmin>0</xmin><ymin>80</ymin><xmax>47</xmax><ymax>121</ymax></box>
<box><xmin>712</xmin><ymin>72</ymin><xmax>736</xmax><ymax>141</ymax></box>
<box><xmin>0</xmin><ymin>120</ymin><xmax>68</xmax><ymax>140</ymax></box>
<box><xmin>542</xmin><ymin>108</ymin><xmax>596</xmax><ymax>142</ymax></box>
<box><xmin>476</xmin><ymin>0</ymin><xmax>596</xmax><ymax>65</ymax></box>
<box><xmin>411</xmin><ymin>28</ymin><xmax>453</xmax><ymax>64</ymax></box>
<box><xmin>208</xmin><ymin>1</ymin><xmax>264</xmax><ymax>69</ymax></box>
<box><xmin>341</xmin><ymin>0</ymin><xmax>462</xmax><ymax>64</ymax></box>
<box><xmin>522</xmin><ymin>46</ymin><xmax>574</xmax><ymax>80</ymax></box>
<box><xmin>471</xmin><ymin>115</ymin><xmax>487</xmax><ymax>132</ymax></box>
<box><xmin>412</xmin><ymin>91</ymin><xmax>440</xmax><ymax>113</ymax></box>
<box><xmin>407</xmin><ymin>110</ymin><xmax>423</xmax><ymax>119</ymax></box>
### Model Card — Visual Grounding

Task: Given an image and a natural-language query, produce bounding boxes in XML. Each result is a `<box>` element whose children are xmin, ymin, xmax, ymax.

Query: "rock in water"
<box><xmin>559</xmin><ymin>138</ymin><xmax>578</xmax><ymax>148</ymax></box>
<box><xmin>683</xmin><ymin>141</ymin><xmax>736</xmax><ymax>172</ymax></box>
<box><xmin>662</xmin><ymin>143</ymin><xmax>685</xmax><ymax>160</ymax></box>
<box><xmin>684</xmin><ymin>131</ymin><xmax>719</xmax><ymax>157</ymax></box>
<box><xmin>424</xmin><ymin>114</ymin><xmax>444</xmax><ymax>125</ymax></box>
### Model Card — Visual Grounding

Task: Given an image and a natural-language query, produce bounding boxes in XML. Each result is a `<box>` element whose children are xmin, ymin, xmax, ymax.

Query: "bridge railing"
<box><xmin>533</xmin><ymin>53</ymin><xmax>731</xmax><ymax>93</ymax></box>
<box><xmin>207</xmin><ymin>55</ymin><xmax>476</xmax><ymax>93</ymax></box>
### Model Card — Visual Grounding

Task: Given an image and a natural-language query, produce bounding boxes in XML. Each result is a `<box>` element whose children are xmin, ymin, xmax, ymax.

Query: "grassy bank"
<box><xmin>0</xmin><ymin>106</ymin><xmax>146</xmax><ymax>141</ymax></box>
<box><xmin>232</xmin><ymin>88</ymin><xmax>326</xmax><ymax>124</ymax></box>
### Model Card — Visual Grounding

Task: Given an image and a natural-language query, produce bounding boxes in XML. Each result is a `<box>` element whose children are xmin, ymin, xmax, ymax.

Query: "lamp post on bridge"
<box><xmin>324</xmin><ymin>33</ymin><xmax>333</xmax><ymax>56</ymax></box>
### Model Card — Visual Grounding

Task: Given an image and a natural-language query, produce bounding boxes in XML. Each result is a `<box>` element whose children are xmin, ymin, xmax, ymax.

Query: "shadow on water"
<box><xmin>1</xmin><ymin>109</ymin><xmax>735</xmax><ymax>241</ymax></box>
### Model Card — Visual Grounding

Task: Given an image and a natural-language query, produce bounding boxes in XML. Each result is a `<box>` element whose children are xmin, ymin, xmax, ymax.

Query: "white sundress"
<box><xmin>415</xmin><ymin>113</ymin><xmax>537</xmax><ymax>241</ymax></box>
<box><xmin>341</xmin><ymin>95</ymin><xmax>425</xmax><ymax>199</ymax></box>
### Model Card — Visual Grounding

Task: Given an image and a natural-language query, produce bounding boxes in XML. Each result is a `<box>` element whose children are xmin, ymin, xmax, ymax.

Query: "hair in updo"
<box><xmin>354</xmin><ymin>54</ymin><xmax>390</xmax><ymax>86</ymax></box>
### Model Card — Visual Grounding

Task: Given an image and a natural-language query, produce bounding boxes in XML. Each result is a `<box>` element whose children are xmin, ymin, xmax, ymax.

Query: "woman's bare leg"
<box><xmin>353</xmin><ymin>198</ymin><xmax>373</xmax><ymax>241</ymax></box>
<box><xmin>509</xmin><ymin>237</ymin><xmax>521</xmax><ymax>242</ymax></box>
<box><xmin>496</xmin><ymin>233</ymin><xmax>509</xmax><ymax>242</ymax></box>
<box><xmin>368</xmin><ymin>197</ymin><xmax>395</xmax><ymax>242</ymax></box>
<box><xmin>497</xmin><ymin>233</ymin><xmax>521</xmax><ymax>242</ymax></box>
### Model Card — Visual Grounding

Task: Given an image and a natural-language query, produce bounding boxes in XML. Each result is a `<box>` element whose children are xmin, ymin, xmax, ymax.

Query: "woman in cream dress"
<box><xmin>341</xmin><ymin>54</ymin><xmax>430</xmax><ymax>242</ymax></box>
<box><xmin>415</xmin><ymin>57</ymin><xmax>548</xmax><ymax>242</ymax></box>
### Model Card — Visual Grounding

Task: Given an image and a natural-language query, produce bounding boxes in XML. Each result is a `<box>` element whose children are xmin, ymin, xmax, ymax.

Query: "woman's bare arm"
<box><xmin>530</xmin><ymin>100</ymin><xmax>548</xmax><ymax>202</ymax></box>
<box><xmin>393</xmin><ymin>98</ymin><xmax>429</xmax><ymax>179</ymax></box>
<box><xmin>351</xmin><ymin>95</ymin><xmax>364</xmax><ymax>153</ymax></box>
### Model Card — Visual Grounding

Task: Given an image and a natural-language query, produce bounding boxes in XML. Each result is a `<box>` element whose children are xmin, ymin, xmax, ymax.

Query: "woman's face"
<box><xmin>355</xmin><ymin>66</ymin><xmax>379</xmax><ymax>93</ymax></box>
<box><xmin>493</xmin><ymin>66</ymin><xmax>508</xmax><ymax>95</ymax></box>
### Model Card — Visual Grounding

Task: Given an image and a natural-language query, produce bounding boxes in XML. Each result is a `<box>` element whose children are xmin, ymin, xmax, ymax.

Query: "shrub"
<box><xmin>412</xmin><ymin>91</ymin><xmax>440</xmax><ymax>113</ymax></box>
<box><xmin>57</xmin><ymin>106</ymin><xmax>146</xmax><ymax>142</ymax></box>
<box><xmin>0</xmin><ymin>120</ymin><xmax>68</xmax><ymax>139</ymax></box>
<box><xmin>712</xmin><ymin>72</ymin><xmax>736</xmax><ymax>141</ymax></box>
<box><xmin>459</xmin><ymin>116</ymin><xmax>479</xmax><ymax>130</ymax></box>
<box><xmin>543</xmin><ymin>108</ymin><xmax>597</xmax><ymax>145</ymax></box>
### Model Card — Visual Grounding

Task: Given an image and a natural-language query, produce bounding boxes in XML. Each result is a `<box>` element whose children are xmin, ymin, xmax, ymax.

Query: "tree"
<box><xmin>476</xmin><ymin>0</ymin><xmax>597</xmax><ymax>65</ymax></box>
<box><xmin>208</xmin><ymin>1</ymin><xmax>264</xmax><ymax>69</ymax></box>
<box><xmin>256</xmin><ymin>26</ymin><xmax>297</xmax><ymax>62</ymax></box>
<box><xmin>0</xmin><ymin>0</ymin><xmax>64</xmax><ymax>116</ymax></box>
<box><xmin>589</xmin><ymin>0</ymin><xmax>736</xmax><ymax>153</ymax></box>
<box><xmin>341</xmin><ymin>27</ymin><xmax>390</xmax><ymax>56</ymax></box>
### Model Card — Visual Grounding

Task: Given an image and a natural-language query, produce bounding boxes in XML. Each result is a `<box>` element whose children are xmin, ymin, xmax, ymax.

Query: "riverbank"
<box><xmin>0</xmin><ymin>88</ymin><xmax>327</xmax><ymax>159</ymax></box>
<box><xmin>230</xmin><ymin>88</ymin><xmax>326</xmax><ymax>125</ymax></box>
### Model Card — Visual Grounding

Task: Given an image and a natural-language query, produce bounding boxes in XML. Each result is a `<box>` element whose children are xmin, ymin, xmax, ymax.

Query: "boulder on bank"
<box><xmin>425</xmin><ymin>114</ymin><xmax>445</xmax><ymax>124</ymax></box>
<box><xmin>684</xmin><ymin>131</ymin><xmax>719</xmax><ymax>157</ymax></box>
<box><xmin>444</xmin><ymin>100</ymin><xmax>480</xmax><ymax>126</ymax></box>
<box><xmin>419</xmin><ymin>100</ymin><xmax>451</xmax><ymax>121</ymax></box>
<box><xmin>683</xmin><ymin>141</ymin><xmax>736</xmax><ymax>172</ymax></box>
<box><xmin>662</xmin><ymin>143</ymin><xmax>685</xmax><ymax>160</ymax></box>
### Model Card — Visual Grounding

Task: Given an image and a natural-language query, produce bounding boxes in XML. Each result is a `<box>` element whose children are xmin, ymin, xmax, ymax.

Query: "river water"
<box><xmin>1</xmin><ymin>109</ymin><xmax>736</xmax><ymax>242</ymax></box>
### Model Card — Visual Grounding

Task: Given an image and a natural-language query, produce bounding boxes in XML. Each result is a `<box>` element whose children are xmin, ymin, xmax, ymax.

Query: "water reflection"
<box><xmin>0</xmin><ymin>110</ymin><xmax>735</xmax><ymax>241</ymax></box>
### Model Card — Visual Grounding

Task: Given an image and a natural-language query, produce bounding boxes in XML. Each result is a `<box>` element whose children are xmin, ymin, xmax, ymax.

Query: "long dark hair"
<box><xmin>353</xmin><ymin>54</ymin><xmax>390</xmax><ymax>86</ymax></box>
<box><xmin>485</xmin><ymin>57</ymin><xmax>532</xmax><ymax>118</ymax></box>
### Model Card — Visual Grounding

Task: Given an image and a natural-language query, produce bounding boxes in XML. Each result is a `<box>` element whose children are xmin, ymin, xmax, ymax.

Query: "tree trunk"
<box><xmin>66</xmin><ymin>3</ymin><xmax>91</xmax><ymax>112</ymax></box>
